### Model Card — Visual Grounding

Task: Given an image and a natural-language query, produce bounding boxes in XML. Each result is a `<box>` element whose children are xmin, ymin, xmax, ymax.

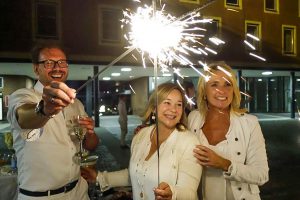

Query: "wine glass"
<box><xmin>73</xmin><ymin>115</ymin><xmax>88</xmax><ymax>163</ymax></box>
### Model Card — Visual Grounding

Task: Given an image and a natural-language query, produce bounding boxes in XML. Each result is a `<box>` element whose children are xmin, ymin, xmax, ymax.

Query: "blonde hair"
<box><xmin>197</xmin><ymin>61</ymin><xmax>247</xmax><ymax>116</ymax></box>
<box><xmin>142</xmin><ymin>82</ymin><xmax>187</xmax><ymax>131</ymax></box>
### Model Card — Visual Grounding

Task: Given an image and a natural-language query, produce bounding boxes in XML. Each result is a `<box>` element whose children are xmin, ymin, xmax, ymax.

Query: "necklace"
<box><xmin>135</xmin><ymin>126</ymin><xmax>158</xmax><ymax>199</ymax></box>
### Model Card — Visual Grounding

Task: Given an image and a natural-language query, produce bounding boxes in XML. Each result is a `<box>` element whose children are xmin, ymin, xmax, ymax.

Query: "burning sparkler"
<box><xmin>122</xmin><ymin>0</ymin><xmax>222</xmax><ymax>76</ymax></box>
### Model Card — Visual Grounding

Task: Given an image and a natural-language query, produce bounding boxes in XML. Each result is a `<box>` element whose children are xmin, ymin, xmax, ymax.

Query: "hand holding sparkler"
<box><xmin>42</xmin><ymin>81</ymin><xmax>76</xmax><ymax>117</ymax></box>
<box><xmin>153</xmin><ymin>182</ymin><xmax>172</xmax><ymax>200</ymax></box>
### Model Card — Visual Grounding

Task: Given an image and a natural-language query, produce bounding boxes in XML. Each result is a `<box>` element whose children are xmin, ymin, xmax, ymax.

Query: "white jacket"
<box><xmin>188</xmin><ymin>111</ymin><xmax>269</xmax><ymax>200</ymax></box>
<box><xmin>97</xmin><ymin>125</ymin><xmax>202</xmax><ymax>199</ymax></box>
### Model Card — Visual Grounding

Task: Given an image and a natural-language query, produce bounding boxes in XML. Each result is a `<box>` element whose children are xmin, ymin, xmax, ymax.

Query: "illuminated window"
<box><xmin>98</xmin><ymin>7</ymin><xmax>122</xmax><ymax>44</ymax></box>
<box><xmin>34</xmin><ymin>0</ymin><xmax>60</xmax><ymax>39</ymax></box>
<box><xmin>282</xmin><ymin>25</ymin><xmax>297</xmax><ymax>55</ymax></box>
<box><xmin>264</xmin><ymin>0</ymin><xmax>279</xmax><ymax>13</ymax></box>
<box><xmin>245</xmin><ymin>21</ymin><xmax>261</xmax><ymax>51</ymax></box>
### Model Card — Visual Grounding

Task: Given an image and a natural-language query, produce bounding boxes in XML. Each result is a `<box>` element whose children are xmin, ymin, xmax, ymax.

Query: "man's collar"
<box><xmin>34</xmin><ymin>80</ymin><xmax>44</xmax><ymax>94</ymax></box>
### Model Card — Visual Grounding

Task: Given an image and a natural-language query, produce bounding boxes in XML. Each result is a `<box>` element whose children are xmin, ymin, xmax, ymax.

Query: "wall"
<box><xmin>130</xmin><ymin>77</ymin><xmax>149</xmax><ymax>117</ymax></box>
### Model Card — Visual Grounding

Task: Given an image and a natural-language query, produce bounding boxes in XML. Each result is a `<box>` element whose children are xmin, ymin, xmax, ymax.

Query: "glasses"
<box><xmin>37</xmin><ymin>59</ymin><xmax>68</xmax><ymax>69</ymax></box>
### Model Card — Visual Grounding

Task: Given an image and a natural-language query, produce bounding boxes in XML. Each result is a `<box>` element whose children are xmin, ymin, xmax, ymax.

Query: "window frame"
<box><xmin>32</xmin><ymin>0</ymin><xmax>61</xmax><ymax>41</ymax></box>
<box><xmin>225</xmin><ymin>0</ymin><xmax>242</xmax><ymax>10</ymax></box>
<box><xmin>264</xmin><ymin>0</ymin><xmax>280</xmax><ymax>14</ymax></box>
<box><xmin>245</xmin><ymin>20</ymin><xmax>262</xmax><ymax>52</ymax></box>
<box><xmin>299</xmin><ymin>0</ymin><xmax>300</xmax><ymax>17</ymax></box>
<box><xmin>282</xmin><ymin>25</ymin><xmax>297</xmax><ymax>56</ymax></box>
<box><xmin>98</xmin><ymin>6</ymin><xmax>123</xmax><ymax>46</ymax></box>
<box><xmin>179</xmin><ymin>0</ymin><xmax>200</xmax><ymax>4</ymax></box>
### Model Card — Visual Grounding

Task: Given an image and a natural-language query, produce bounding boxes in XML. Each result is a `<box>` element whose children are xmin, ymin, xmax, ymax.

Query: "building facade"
<box><xmin>0</xmin><ymin>0</ymin><xmax>300</xmax><ymax>120</ymax></box>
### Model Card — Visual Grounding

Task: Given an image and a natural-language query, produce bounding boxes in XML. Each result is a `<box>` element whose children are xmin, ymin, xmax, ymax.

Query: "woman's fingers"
<box><xmin>154</xmin><ymin>182</ymin><xmax>172</xmax><ymax>200</ymax></box>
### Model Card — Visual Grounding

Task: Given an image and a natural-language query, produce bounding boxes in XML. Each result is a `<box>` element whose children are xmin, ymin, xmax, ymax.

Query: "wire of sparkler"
<box><xmin>151</xmin><ymin>0</ymin><xmax>216</xmax><ymax>187</ymax></box>
<box><xmin>76</xmin><ymin>47</ymin><xmax>135</xmax><ymax>93</ymax></box>
<box><xmin>151</xmin><ymin>0</ymin><xmax>161</xmax><ymax>187</ymax></box>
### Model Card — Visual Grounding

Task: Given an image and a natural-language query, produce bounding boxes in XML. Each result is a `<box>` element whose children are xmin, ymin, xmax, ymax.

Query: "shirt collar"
<box><xmin>33</xmin><ymin>80</ymin><xmax>44</xmax><ymax>94</ymax></box>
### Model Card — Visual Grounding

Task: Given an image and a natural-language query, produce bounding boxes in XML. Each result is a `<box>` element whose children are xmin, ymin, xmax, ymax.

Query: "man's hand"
<box><xmin>42</xmin><ymin>81</ymin><xmax>76</xmax><ymax>116</ymax></box>
<box><xmin>81</xmin><ymin>167</ymin><xmax>97</xmax><ymax>183</ymax></box>
<box><xmin>80</xmin><ymin>116</ymin><xmax>99</xmax><ymax>150</ymax></box>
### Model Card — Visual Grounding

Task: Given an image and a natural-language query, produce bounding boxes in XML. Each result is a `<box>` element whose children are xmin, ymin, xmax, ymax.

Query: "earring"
<box><xmin>204</xmin><ymin>96</ymin><xmax>207</xmax><ymax>100</ymax></box>
<box><xmin>151</xmin><ymin>112</ymin><xmax>156</xmax><ymax>121</ymax></box>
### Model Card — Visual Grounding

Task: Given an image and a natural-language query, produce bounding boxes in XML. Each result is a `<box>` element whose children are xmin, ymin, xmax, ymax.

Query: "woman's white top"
<box><xmin>97</xmin><ymin>125</ymin><xmax>202</xmax><ymax>200</ymax></box>
<box><xmin>199</xmin><ymin>129</ymin><xmax>234</xmax><ymax>200</ymax></box>
<box><xmin>188</xmin><ymin>111</ymin><xmax>269</xmax><ymax>200</ymax></box>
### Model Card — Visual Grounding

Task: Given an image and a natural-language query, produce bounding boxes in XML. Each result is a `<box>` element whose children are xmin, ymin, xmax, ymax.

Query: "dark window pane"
<box><xmin>102</xmin><ymin>9</ymin><xmax>121</xmax><ymax>42</ymax></box>
<box><xmin>266</xmin><ymin>0</ymin><xmax>275</xmax><ymax>10</ymax></box>
<box><xmin>226</xmin><ymin>0</ymin><xmax>238</xmax><ymax>6</ymax></box>
<box><xmin>284</xmin><ymin>28</ymin><xmax>294</xmax><ymax>53</ymax></box>
<box><xmin>246</xmin><ymin>24</ymin><xmax>259</xmax><ymax>49</ymax></box>
<box><xmin>36</xmin><ymin>2</ymin><xmax>58</xmax><ymax>38</ymax></box>
<box><xmin>206</xmin><ymin>20</ymin><xmax>219</xmax><ymax>36</ymax></box>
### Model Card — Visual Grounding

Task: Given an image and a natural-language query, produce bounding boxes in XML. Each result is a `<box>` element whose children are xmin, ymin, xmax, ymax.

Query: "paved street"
<box><xmin>1</xmin><ymin>113</ymin><xmax>300</xmax><ymax>199</ymax></box>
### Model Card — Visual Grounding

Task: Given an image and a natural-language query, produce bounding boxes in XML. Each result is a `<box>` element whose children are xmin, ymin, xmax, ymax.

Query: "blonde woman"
<box><xmin>188</xmin><ymin>62</ymin><xmax>269</xmax><ymax>200</ymax></box>
<box><xmin>82</xmin><ymin>82</ymin><xmax>202</xmax><ymax>199</ymax></box>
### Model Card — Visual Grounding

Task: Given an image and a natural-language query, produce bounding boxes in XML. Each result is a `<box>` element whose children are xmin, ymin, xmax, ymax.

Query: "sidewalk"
<box><xmin>94</xmin><ymin>115</ymin><xmax>142</xmax><ymax>170</ymax></box>
<box><xmin>1</xmin><ymin>114</ymin><xmax>300</xmax><ymax>199</ymax></box>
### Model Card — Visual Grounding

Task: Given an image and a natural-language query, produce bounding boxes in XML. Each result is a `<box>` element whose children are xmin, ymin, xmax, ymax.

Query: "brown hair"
<box><xmin>31</xmin><ymin>42</ymin><xmax>67</xmax><ymax>64</ymax></box>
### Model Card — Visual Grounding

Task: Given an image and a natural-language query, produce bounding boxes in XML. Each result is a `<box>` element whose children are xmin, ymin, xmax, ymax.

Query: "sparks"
<box><xmin>246</xmin><ymin>33</ymin><xmax>260</xmax><ymax>41</ymax></box>
<box><xmin>249</xmin><ymin>52</ymin><xmax>266</xmax><ymax>61</ymax></box>
<box><xmin>129</xmin><ymin>84</ymin><xmax>136</xmax><ymax>94</ymax></box>
<box><xmin>244</xmin><ymin>40</ymin><xmax>256</xmax><ymax>50</ymax></box>
<box><xmin>123</xmin><ymin>2</ymin><xmax>219</xmax><ymax>73</ymax></box>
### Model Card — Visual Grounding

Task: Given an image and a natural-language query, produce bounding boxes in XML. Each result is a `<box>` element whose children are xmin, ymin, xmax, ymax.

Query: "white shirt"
<box><xmin>199</xmin><ymin>129</ymin><xmax>234</xmax><ymax>200</ymax></box>
<box><xmin>98</xmin><ymin>125</ymin><xmax>202</xmax><ymax>200</ymax></box>
<box><xmin>7</xmin><ymin>81</ymin><xmax>89</xmax><ymax>199</ymax></box>
<box><xmin>188</xmin><ymin>111</ymin><xmax>269</xmax><ymax>200</ymax></box>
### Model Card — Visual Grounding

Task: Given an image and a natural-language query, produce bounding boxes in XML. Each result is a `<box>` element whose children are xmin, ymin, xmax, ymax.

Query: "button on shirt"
<box><xmin>7</xmin><ymin>81</ymin><xmax>86</xmax><ymax>192</ymax></box>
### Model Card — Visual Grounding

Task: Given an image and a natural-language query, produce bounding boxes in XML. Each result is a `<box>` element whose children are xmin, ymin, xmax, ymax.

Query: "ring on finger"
<box><xmin>50</xmin><ymin>97</ymin><xmax>55</xmax><ymax>104</ymax></box>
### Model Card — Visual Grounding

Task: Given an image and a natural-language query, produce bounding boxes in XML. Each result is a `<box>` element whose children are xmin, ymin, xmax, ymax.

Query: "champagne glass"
<box><xmin>73</xmin><ymin>115</ymin><xmax>88</xmax><ymax>163</ymax></box>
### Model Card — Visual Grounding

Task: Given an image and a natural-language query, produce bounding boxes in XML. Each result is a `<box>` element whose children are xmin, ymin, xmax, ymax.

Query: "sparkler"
<box><xmin>122</xmin><ymin>0</ymin><xmax>219</xmax><ymax>72</ymax></box>
<box><xmin>122</xmin><ymin>0</ymin><xmax>218</xmax><ymax>187</ymax></box>
<box><xmin>76</xmin><ymin>0</ymin><xmax>219</xmax><ymax>94</ymax></box>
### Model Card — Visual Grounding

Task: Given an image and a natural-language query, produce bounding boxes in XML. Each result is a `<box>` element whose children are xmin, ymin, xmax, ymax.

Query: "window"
<box><xmin>282</xmin><ymin>25</ymin><xmax>297</xmax><ymax>55</ymax></box>
<box><xmin>98</xmin><ymin>7</ymin><xmax>122</xmax><ymax>45</ymax></box>
<box><xmin>33</xmin><ymin>0</ymin><xmax>60</xmax><ymax>39</ymax></box>
<box><xmin>225</xmin><ymin>0</ymin><xmax>242</xmax><ymax>9</ymax></box>
<box><xmin>245</xmin><ymin>21</ymin><xmax>261</xmax><ymax>51</ymax></box>
<box><xmin>205</xmin><ymin>17</ymin><xmax>221</xmax><ymax>37</ymax></box>
<box><xmin>264</xmin><ymin>0</ymin><xmax>279</xmax><ymax>13</ymax></box>
<box><xmin>179</xmin><ymin>0</ymin><xmax>200</xmax><ymax>4</ymax></box>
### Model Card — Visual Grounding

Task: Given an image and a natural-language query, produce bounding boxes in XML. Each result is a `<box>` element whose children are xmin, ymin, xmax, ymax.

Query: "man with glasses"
<box><xmin>7</xmin><ymin>42</ymin><xmax>99</xmax><ymax>200</ymax></box>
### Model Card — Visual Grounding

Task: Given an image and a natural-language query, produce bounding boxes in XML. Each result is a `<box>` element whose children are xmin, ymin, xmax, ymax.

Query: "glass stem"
<box><xmin>80</xmin><ymin>140</ymin><xmax>83</xmax><ymax>158</ymax></box>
